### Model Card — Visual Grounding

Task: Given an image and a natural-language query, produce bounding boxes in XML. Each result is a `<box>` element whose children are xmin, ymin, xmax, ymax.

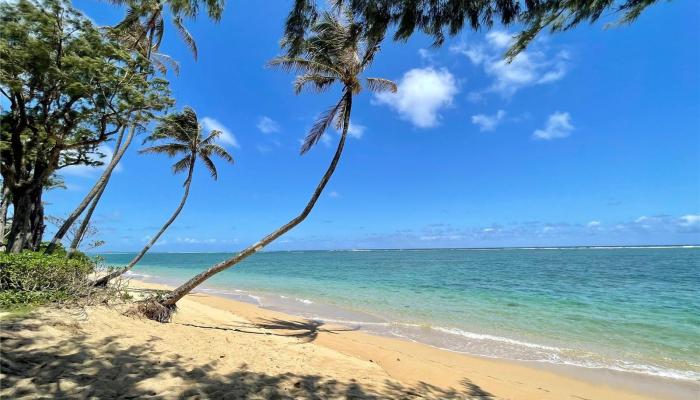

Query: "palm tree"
<box><xmin>111</xmin><ymin>0</ymin><xmax>225</xmax><ymax>62</ymax></box>
<box><xmin>47</xmin><ymin>0</ymin><xmax>224</xmax><ymax>254</ymax></box>
<box><xmin>93</xmin><ymin>107</ymin><xmax>233</xmax><ymax>287</ymax></box>
<box><xmin>141</xmin><ymin>8</ymin><xmax>396</xmax><ymax>322</ymax></box>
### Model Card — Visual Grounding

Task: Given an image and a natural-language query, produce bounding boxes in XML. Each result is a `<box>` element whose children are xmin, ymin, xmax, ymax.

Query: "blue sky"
<box><xmin>46</xmin><ymin>0</ymin><xmax>699</xmax><ymax>251</ymax></box>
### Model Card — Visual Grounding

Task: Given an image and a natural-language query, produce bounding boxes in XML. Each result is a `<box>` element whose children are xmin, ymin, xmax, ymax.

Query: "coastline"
<box><xmin>128</xmin><ymin>279</ymin><xmax>700</xmax><ymax>398</ymax></box>
<box><xmin>3</xmin><ymin>277</ymin><xmax>697</xmax><ymax>399</ymax></box>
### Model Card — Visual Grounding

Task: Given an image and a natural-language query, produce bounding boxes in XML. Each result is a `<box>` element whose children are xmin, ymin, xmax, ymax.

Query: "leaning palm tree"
<box><xmin>93</xmin><ymin>107</ymin><xmax>233</xmax><ymax>287</ymax></box>
<box><xmin>47</xmin><ymin>0</ymin><xmax>224</xmax><ymax>255</ymax></box>
<box><xmin>140</xmin><ymin>8</ymin><xmax>396</xmax><ymax>322</ymax></box>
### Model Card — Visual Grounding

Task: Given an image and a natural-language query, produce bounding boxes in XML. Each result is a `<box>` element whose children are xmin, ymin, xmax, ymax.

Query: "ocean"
<box><xmin>99</xmin><ymin>247</ymin><xmax>700</xmax><ymax>382</ymax></box>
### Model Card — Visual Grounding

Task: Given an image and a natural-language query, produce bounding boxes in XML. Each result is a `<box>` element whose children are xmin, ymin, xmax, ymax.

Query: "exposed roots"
<box><xmin>129</xmin><ymin>299</ymin><xmax>177</xmax><ymax>323</ymax></box>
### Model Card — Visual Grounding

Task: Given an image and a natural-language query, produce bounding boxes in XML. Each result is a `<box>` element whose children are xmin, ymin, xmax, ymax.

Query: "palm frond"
<box><xmin>198</xmin><ymin>154</ymin><xmax>219</xmax><ymax>180</ymax></box>
<box><xmin>301</xmin><ymin>97</ymin><xmax>346</xmax><ymax>154</ymax></box>
<box><xmin>200</xmin><ymin>129</ymin><xmax>222</xmax><ymax>145</ymax></box>
<box><xmin>152</xmin><ymin>52</ymin><xmax>180</xmax><ymax>75</ymax></box>
<box><xmin>172</xmin><ymin>155</ymin><xmax>193</xmax><ymax>175</ymax></box>
<box><xmin>268</xmin><ymin>57</ymin><xmax>339</xmax><ymax>77</ymax></box>
<box><xmin>115</xmin><ymin>6</ymin><xmax>141</xmax><ymax>31</ymax></box>
<box><xmin>365</xmin><ymin>77</ymin><xmax>397</xmax><ymax>93</ymax></box>
<box><xmin>173</xmin><ymin>15</ymin><xmax>198</xmax><ymax>60</ymax></box>
<box><xmin>201</xmin><ymin>142</ymin><xmax>234</xmax><ymax>162</ymax></box>
<box><xmin>139</xmin><ymin>143</ymin><xmax>189</xmax><ymax>156</ymax></box>
<box><xmin>334</xmin><ymin>94</ymin><xmax>349</xmax><ymax>131</ymax></box>
<box><xmin>294</xmin><ymin>73</ymin><xmax>337</xmax><ymax>94</ymax></box>
<box><xmin>153</xmin><ymin>14</ymin><xmax>165</xmax><ymax>52</ymax></box>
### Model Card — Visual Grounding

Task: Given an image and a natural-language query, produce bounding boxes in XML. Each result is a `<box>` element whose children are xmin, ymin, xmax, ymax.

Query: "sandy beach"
<box><xmin>1</xmin><ymin>279</ymin><xmax>697</xmax><ymax>399</ymax></box>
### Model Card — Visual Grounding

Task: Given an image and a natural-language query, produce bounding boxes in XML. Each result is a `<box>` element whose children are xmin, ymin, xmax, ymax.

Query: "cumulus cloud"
<box><xmin>471</xmin><ymin>110</ymin><xmax>506</xmax><ymax>131</ymax></box>
<box><xmin>678</xmin><ymin>214</ymin><xmax>700</xmax><ymax>230</ymax></box>
<box><xmin>533</xmin><ymin>112</ymin><xmax>574</xmax><ymax>140</ymax></box>
<box><xmin>587</xmin><ymin>220</ymin><xmax>602</xmax><ymax>228</ymax></box>
<box><xmin>374</xmin><ymin>67</ymin><xmax>458</xmax><ymax>128</ymax></box>
<box><xmin>451</xmin><ymin>30</ymin><xmax>569</xmax><ymax>97</ymax></box>
<box><xmin>257</xmin><ymin>116</ymin><xmax>280</xmax><ymax>134</ymax></box>
<box><xmin>201</xmin><ymin>117</ymin><xmax>239</xmax><ymax>148</ymax></box>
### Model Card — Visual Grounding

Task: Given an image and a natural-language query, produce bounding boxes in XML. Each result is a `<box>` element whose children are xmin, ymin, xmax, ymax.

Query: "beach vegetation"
<box><xmin>0</xmin><ymin>0</ymin><xmax>172</xmax><ymax>253</ymax></box>
<box><xmin>0</xmin><ymin>245</ymin><xmax>93</xmax><ymax>310</ymax></box>
<box><xmin>47</xmin><ymin>0</ymin><xmax>224</xmax><ymax>255</ymax></box>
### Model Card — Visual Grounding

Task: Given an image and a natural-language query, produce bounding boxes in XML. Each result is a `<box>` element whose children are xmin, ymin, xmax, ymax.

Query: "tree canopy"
<box><xmin>0</xmin><ymin>0</ymin><xmax>173</xmax><ymax>251</ymax></box>
<box><xmin>283</xmin><ymin>0</ymin><xmax>663</xmax><ymax>59</ymax></box>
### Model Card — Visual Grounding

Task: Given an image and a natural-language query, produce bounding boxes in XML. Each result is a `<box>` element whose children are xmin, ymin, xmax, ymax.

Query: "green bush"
<box><xmin>0</xmin><ymin>250</ymin><xmax>95</xmax><ymax>309</ymax></box>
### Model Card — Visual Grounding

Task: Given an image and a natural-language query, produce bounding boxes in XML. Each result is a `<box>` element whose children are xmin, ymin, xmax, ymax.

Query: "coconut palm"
<box><xmin>142</xmin><ymin>8</ymin><xmax>396</xmax><ymax>322</ymax></box>
<box><xmin>52</xmin><ymin>0</ymin><xmax>224</xmax><ymax>255</ymax></box>
<box><xmin>111</xmin><ymin>0</ymin><xmax>225</xmax><ymax>62</ymax></box>
<box><xmin>93</xmin><ymin>107</ymin><xmax>233</xmax><ymax>286</ymax></box>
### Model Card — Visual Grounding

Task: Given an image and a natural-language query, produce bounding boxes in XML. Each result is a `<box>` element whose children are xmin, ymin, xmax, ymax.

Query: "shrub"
<box><xmin>0</xmin><ymin>251</ymin><xmax>95</xmax><ymax>291</ymax></box>
<box><xmin>0</xmin><ymin>250</ymin><xmax>95</xmax><ymax>310</ymax></box>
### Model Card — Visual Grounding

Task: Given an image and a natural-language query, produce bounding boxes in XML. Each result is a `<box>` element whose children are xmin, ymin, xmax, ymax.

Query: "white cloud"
<box><xmin>257</xmin><ymin>116</ymin><xmax>280</xmax><ymax>134</ymax></box>
<box><xmin>328</xmin><ymin>191</ymin><xmax>340</xmax><ymax>198</ymax></box>
<box><xmin>486</xmin><ymin>31</ymin><xmax>514</xmax><ymax>49</ymax></box>
<box><xmin>374</xmin><ymin>67</ymin><xmax>458</xmax><ymax>128</ymax></box>
<box><xmin>533</xmin><ymin>112</ymin><xmax>574</xmax><ymax>140</ymax></box>
<box><xmin>587</xmin><ymin>220</ymin><xmax>601</xmax><ymax>228</ymax></box>
<box><xmin>347</xmin><ymin>122</ymin><xmax>366</xmax><ymax>139</ymax></box>
<box><xmin>451</xmin><ymin>30</ymin><xmax>569</xmax><ymax>97</ymax></box>
<box><xmin>62</xmin><ymin>144</ymin><xmax>123</xmax><ymax>177</ymax></box>
<box><xmin>336</xmin><ymin>121</ymin><xmax>366</xmax><ymax>139</ymax></box>
<box><xmin>679</xmin><ymin>214</ymin><xmax>700</xmax><ymax>228</ymax></box>
<box><xmin>418</xmin><ymin>48</ymin><xmax>435</xmax><ymax>63</ymax></box>
<box><xmin>176</xmin><ymin>237</ymin><xmax>218</xmax><ymax>244</ymax></box>
<box><xmin>201</xmin><ymin>117</ymin><xmax>239</xmax><ymax>148</ymax></box>
<box><xmin>471</xmin><ymin>110</ymin><xmax>506</xmax><ymax>132</ymax></box>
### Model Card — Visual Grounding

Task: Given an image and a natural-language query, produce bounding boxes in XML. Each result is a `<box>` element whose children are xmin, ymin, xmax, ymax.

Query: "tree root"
<box><xmin>129</xmin><ymin>299</ymin><xmax>177</xmax><ymax>323</ymax></box>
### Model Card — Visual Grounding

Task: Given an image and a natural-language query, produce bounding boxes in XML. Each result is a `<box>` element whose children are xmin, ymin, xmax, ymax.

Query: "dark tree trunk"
<box><xmin>158</xmin><ymin>93</ymin><xmax>353</xmax><ymax>312</ymax></box>
<box><xmin>6</xmin><ymin>184</ymin><xmax>42</xmax><ymax>253</ymax></box>
<box><xmin>28</xmin><ymin>190</ymin><xmax>44</xmax><ymax>250</ymax></box>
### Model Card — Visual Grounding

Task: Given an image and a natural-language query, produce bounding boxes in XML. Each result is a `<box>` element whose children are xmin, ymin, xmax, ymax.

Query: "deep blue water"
<box><xmin>99</xmin><ymin>247</ymin><xmax>700</xmax><ymax>380</ymax></box>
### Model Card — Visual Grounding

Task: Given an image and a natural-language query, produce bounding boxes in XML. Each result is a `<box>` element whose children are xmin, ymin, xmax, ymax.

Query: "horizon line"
<box><xmin>92</xmin><ymin>243</ymin><xmax>700</xmax><ymax>254</ymax></box>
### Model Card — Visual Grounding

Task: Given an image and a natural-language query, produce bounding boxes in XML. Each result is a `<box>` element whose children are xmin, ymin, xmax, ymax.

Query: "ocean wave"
<box><xmin>295</xmin><ymin>298</ymin><xmax>313</xmax><ymax>305</ymax></box>
<box><xmin>402</xmin><ymin>325</ymin><xmax>700</xmax><ymax>381</ymax></box>
<box><xmin>124</xmin><ymin>271</ymin><xmax>151</xmax><ymax>278</ymax></box>
<box><xmin>431</xmin><ymin>326</ymin><xmax>564</xmax><ymax>352</ymax></box>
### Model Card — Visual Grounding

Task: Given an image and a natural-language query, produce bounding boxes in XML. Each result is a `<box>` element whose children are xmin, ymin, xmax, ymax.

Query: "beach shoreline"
<box><xmin>129</xmin><ymin>279</ymin><xmax>699</xmax><ymax>399</ymax></box>
<box><xmin>3</xmin><ymin>277</ymin><xmax>697</xmax><ymax>399</ymax></box>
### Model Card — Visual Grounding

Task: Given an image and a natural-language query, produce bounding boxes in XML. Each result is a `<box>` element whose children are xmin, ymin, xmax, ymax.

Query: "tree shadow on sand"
<box><xmin>1</xmin><ymin>316</ymin><xmax>494</xmax><ymax>399</ymax></box>
<box><xmin>179</xmin><ymin>318</ymin><xmax>359</xmax><ymax>343</ymax></box>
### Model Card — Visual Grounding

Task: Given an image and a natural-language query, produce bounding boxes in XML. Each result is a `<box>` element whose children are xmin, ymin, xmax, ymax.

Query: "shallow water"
<box><xmin>99</xmin><ymin>247</ymin><xmax>700</xmax><ymax>381</ymax></box>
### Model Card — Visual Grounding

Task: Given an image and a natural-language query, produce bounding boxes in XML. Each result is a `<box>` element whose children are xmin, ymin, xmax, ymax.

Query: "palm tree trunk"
<box><xmin>67</xmin><ymin>127</ymin><xmax>128</xmax><ymax>256</ymax></box>
<box><xmin>93</xmin><ymin>159</ymin><xmax>196</xmax><ymax>287</ymax></box>
<box><xmin>0</xmin><ymin>184</ymin><xmax>10</xmax><ymax>252</ymax></box>
<box><xmin>160</xmin><ymin>93</ymin><xmax>353</xmax><ymax>310</ymax></box>
<box><xmin>67</xmin><ymin>182</ymin><xmax>107</xmax><ymax>255</ymax></box>
<box><xmin>45</xmin><ymin>124</ymin><xmax>133</xmax><ymax>254</ymax></box>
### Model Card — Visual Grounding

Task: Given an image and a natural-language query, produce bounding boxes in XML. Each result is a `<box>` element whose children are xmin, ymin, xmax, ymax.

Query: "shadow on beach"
<box><xmin>0</xmin><ymin>314</ymin><xmax>494</xmax><ymax>399</ymax></box>
<box><xmin>178</xmin><ymin>317</ymin><xmax>360</xmax><ymax>343</ymax></box>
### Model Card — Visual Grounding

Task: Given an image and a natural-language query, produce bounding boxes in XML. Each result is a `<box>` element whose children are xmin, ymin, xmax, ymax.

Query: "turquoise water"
<box><xmin>99</xmin><ymin>247</ymin><xmax>700</xmax><ymax>381</ymax></box>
